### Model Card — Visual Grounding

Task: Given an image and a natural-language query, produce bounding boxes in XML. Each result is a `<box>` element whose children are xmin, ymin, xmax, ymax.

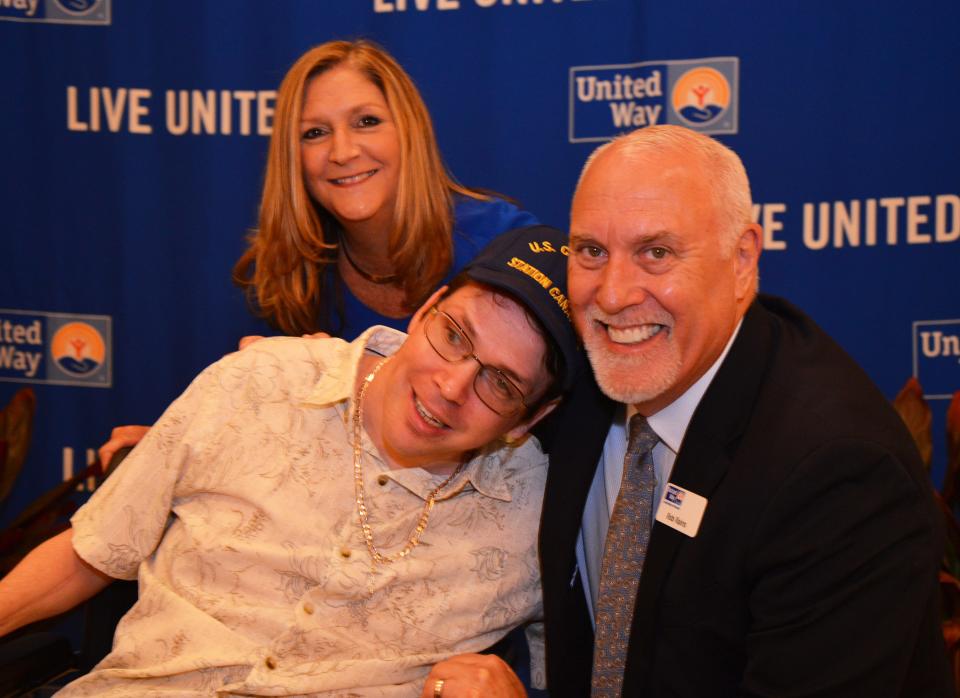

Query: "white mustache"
<box><xmin>585</xmin><ymin>306</ymin><xmax>673</xmax><ymax>329</ymax></box>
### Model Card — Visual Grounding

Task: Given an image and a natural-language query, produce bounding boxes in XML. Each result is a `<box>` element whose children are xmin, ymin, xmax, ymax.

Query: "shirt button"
<box><xmin>340</xmin><ymin>547</ymin><xmax>352</xmax><ymax>559</ymax></box>
<box><xmin>303</xmin><ymin>602</ymin><xmax>315</xmax><ymax>615</ymax></box>
<box><xmin>377</xmin><ymin>474</ymin><xmax>389</xmax><ymax>486</ymax></box>
<box><xmin>265</xmin><ymin>656</ymin><xmax>277</xmax><ymax>670</ymax></box>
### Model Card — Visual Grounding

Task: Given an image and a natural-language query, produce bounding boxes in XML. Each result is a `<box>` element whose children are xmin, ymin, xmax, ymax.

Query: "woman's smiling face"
<box><xmin>299</xmin><ymin>64</ymin><xmax>401</xmax><ymax>237</ymax></box>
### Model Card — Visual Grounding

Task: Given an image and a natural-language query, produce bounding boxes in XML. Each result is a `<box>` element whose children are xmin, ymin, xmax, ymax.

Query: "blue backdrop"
<box><xmin>2</xmin><ymin>0</ymin><xmax>958</xmax><ymax>525</ymax></box>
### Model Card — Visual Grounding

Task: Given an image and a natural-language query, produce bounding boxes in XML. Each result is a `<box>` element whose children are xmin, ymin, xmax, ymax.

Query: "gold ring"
<box><xmin>433</xmin><ymin>678</ymin><xmax>444</xmax><ymax>698</ymax></box>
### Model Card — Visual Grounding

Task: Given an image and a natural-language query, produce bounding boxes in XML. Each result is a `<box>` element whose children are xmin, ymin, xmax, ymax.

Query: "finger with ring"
<box><xmin>433</xmin><ymin>678</ymin><xmax>445</xmax><ymax>698</ymax></box>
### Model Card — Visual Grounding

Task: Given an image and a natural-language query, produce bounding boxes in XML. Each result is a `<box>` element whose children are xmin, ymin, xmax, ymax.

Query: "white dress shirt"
<box><xmin>576</xmin><ymin>322</ymin><xmax>742</xmax><ymax>620</ymax></box>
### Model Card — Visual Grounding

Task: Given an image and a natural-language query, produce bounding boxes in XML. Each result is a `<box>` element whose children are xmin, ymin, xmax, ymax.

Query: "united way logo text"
<box><xmin>569</xmin><ymin>56</ymin><xmax>738</xmax><ymax>143</ymax></box>
<box><xmin>912</xmin><ymin>319</ymin><xmax>960</xmax><ymax>400</ymax></box>
<box><xmin>0</xmin><ymin>0</ymin><xmax>110</xmax><ymax>24</ymax></box>
<box><xmin>0</xmin><ymin>310</ymin><xmax>112</xmax><ymax>387</ymax></box>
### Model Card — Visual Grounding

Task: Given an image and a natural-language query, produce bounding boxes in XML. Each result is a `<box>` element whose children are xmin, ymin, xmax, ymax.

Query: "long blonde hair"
<box><xmin>233</xmin><ymin>39</ymin><xmax>485</xmax><ymax>334</ymax></box>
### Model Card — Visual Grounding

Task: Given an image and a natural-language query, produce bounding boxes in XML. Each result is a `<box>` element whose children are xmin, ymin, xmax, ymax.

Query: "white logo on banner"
<box><xmin>0</xmin><ymin>309</ymin><xmax>112</xmax><ymax>388</ymax></box>
<box><xmin>568</xmin><ymin>57</ymin><xmax>739</xmax><ymax>143</ymax></box>
<box><xmin>913</xmin><ymin>319</ymin><xmax>960</xmax><ymax>400</ymax></box>
<box><xmin>374</xmin><ymin>0</ymin><xmax>593</xmax><ymax>12</ymax></box>
<box><xmin>0</xmin><ymin>0</ymin><xmax>110</xmax><ymax>24</ymax></box>
<box><xmin>65</xmin><ymin>86</ymin><xmax>278</xmax><ymax>137</ymax></box>
<box><xmin>752</xmin><ymin>194</ymin><xmax>960</xmax><ymax>252</ymax></box>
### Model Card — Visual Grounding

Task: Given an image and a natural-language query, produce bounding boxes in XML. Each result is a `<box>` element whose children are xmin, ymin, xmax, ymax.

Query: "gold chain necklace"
<box><xmin>353</xmin><ymin>356</ymin><xmax>465</xmax><ymax>566</ymax></box>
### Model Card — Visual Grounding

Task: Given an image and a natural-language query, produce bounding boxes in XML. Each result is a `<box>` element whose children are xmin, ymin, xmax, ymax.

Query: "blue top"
<box><xmin>337</xmin><ymin>195</ymin><xmax>538</xmax><ymax>340</ymax></box>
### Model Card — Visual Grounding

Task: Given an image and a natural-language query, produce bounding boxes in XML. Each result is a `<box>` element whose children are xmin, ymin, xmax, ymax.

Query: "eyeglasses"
<box><xmin>424</xmin><ymin>306</ymin><xmax>527</xmax><ymax>416</ymax></box>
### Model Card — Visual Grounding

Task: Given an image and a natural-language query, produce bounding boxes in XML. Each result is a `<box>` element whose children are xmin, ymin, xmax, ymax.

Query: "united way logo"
<box><xmin>912</xmin><ymin>319</ymin><xmax>960</xmax><ymax>400</ymax></box>
<box><xmin>569</xmin><ymin>56</ymin><xmax>738</xmax><ymax>143</ymax></box>
<box><xmin>671</xmin><ymin>67</ymin><xmax>731</xmax><ymax>127</ymax></box>
<box><xmin>663</xmin><ymin>484</ymin><xmax>685</xmax><ymax>509</ymax></box>
<box><xmin>0</xmin><ymin>310</ymin><xmax>111</xmax><ymax>387</ymax></box>
<box><xmin>54</xmin><ymin>0</ymin><xmax>99</xmax><ymax>14</ymax></box>
<box><xmin>0</xmin><ymin>0</ymin><xmax>110</xmax><ymax>24</ymax></box>
<box><xmin>51</xmin><ymin>322</ymin><xmax>106</xmax><ymax>377</ymax></box>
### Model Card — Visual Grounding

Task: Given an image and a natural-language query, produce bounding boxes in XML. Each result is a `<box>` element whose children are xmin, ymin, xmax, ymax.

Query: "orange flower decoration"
<box><xmin>893</xmin><ymin>376</ymin><xmax>932</xmax><ymax>469</ymax></box>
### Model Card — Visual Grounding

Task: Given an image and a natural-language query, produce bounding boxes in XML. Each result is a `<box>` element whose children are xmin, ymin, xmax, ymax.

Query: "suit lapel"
<box><xmin>539</xmin><ymin>370</ymin><xmax>616</xmax><ymax>697</ymax></box>
<box><xmin>623</xmin><ymin>299</ymin><xmax>779</xmax><ymax>692</ymax></box>
<box><xmin>540</xmin><ymin>371</ymin><xmax>616</xmax><ymax>592</ymax></box>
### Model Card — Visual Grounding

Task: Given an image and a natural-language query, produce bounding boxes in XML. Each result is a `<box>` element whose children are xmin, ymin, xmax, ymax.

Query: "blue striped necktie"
<box><xmin>590</xmin><ymin>413</ymin><xmax>659</xmax><ymax>697</ymax></box>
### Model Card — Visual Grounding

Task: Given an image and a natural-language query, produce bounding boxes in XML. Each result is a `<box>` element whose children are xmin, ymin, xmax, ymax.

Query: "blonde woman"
<box><xmin>234</xmin><ymin>39</ymin><xmax>537</xmax><ymax>339</ymax></box>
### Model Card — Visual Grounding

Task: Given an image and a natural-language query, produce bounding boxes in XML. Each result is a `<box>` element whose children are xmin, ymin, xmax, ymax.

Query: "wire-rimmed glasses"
<box><xmin>423</xmin><ymin>306</ymin><xmax>527</xmax><ymax>416</ymax></box>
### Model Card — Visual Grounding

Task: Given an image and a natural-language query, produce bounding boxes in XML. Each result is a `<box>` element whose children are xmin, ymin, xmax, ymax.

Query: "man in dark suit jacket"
<box><xmin>422</xmin><ymin>126</ymin><xmax>949</xmax><ymax>697</ymax></box>
<box><xmin>537</xmin><ymin>125</ymin><xmax>951</xmax><ymax>697</ymax></box>
<box><xmin>539</xmin><ymin>295</ymin><xmax>950</xmax><ymax>696</ymax></box>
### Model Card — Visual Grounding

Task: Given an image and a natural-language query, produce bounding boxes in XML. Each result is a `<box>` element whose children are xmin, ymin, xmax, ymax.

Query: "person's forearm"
<box><xmin>0</xmin><ymin>528</ymin><xmax>114</xmax><ymax>637</ymax></box>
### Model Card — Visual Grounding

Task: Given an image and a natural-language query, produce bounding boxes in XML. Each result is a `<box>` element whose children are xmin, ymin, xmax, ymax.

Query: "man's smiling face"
<box><xmin>568</xmin><ymin>145</ymin><xmax>751</xmax><ymax>416</ymax></box>
<box><xmin>366</xmin><ymin>282</ymin><xmax>554</xmax><ymax>473</ymax></box>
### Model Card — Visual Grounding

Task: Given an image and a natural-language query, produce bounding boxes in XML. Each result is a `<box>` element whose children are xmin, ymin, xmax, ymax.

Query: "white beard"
<box><xmin>578</xmin><ymin>306</ymin><xmax>681</xmax><ymax>405</ymax></box>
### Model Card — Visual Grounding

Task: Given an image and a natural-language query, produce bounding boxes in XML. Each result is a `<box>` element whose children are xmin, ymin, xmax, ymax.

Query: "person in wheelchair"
<box><xmin>0</xmin><ymin>225</ymin><xmax>578</xmax><ymax>698</ymax></box>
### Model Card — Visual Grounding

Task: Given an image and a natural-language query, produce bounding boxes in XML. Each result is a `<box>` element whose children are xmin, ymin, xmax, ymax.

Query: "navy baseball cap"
<box><xmin>461</xmin><ymin>225</ymin><xmax>580</xmax><ymax>392</ymax></box>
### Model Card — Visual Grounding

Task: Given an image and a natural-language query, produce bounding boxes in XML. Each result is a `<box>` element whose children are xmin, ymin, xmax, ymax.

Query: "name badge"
<box><xmin>654</xmin><ymin>483</ymin><xmax>707</xmax><ymax>537</ymax></box>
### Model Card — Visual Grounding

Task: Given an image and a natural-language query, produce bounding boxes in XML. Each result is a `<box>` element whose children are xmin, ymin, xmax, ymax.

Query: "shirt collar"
<box><xmin>303</xmin><ymin>325</ymin><xmax>407</xmax><ymax>408</ymax></box>
<box><xmin>374</xmin><ymin>437</ymin><xmax>539</xmax><ymax>504</ymax></box>
<box><xmin>638</xmin><ymin>319</ymin><xmax>744</xmax><ymax>454</ymax></box>
<box><xmin>460</xmin><ymin>440</ymin><xmax>539</xmax><ymax>501</ymax></box>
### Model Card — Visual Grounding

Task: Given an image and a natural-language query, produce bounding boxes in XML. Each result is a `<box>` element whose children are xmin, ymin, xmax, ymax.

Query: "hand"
<box><xmin>421</xmin><ymin>654</ymin><xmax>526</xmax><ymax>698</ymax></box>
<box><xmin>238</xmin><ymin>333</ymin><xmax>329</xmax><ymax>351</ymax></box>
<box><xmin>98</xmin><ymin>425</ymin><xmax>150</xmax><ymax>469</ymax></box>
<box><xmin>238</xmin><ymin>335</ymin><xmax>265</xmax><ymax>350</ymax></box>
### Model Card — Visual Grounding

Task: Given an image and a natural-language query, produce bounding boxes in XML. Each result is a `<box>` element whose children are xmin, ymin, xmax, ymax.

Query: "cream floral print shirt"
<box><xmin>65</xmin><ymin>327</ymin><xmax>547</xmax><ymax>697</ymax></box>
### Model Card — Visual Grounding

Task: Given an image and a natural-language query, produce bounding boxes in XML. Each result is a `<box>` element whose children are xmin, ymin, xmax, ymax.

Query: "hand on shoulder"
<box><xmin>238</xmin><ymin>332</ymin><xmax>330</xmax><ymax>351</ymax></box>
<box><xmin>97</xmin><ymin>425</ymin><xmax>150</xmax><ymax>469</ymax></box>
